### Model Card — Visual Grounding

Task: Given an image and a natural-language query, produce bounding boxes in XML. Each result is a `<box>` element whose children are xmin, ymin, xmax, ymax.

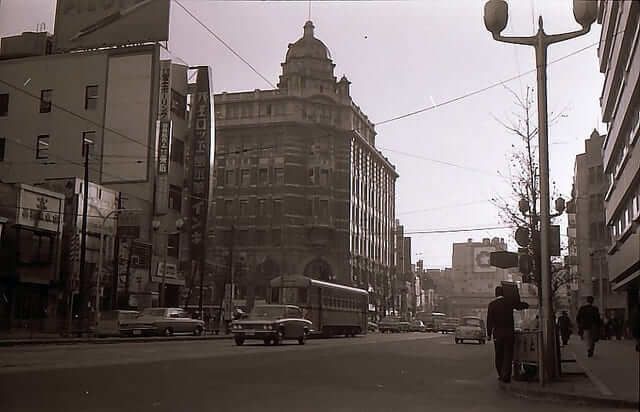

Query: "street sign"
<box><xmin>515</xmin><ymin>226</ymin><xmax>530</xmax><ymax>247</ymax></box>
<box><xmin>489</xmin><ymin>251</ymin><xmax>519</xmax><ymax>268</ymax></box>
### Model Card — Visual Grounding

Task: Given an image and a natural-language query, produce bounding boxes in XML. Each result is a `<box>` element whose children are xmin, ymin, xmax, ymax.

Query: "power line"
<box><xmin>397</xmin><ymin>199</ymin><xmax>492</xmax><ymax>216</ymax></box>
<box><xmin>374</xmin><ymin>38</ymin><xmax>603</xmax><ymax>127</ymax></box>
<box><xmin>172</xmin><ymin>0</ymin><xmax>277</xmax><ymax>89</ymax></box>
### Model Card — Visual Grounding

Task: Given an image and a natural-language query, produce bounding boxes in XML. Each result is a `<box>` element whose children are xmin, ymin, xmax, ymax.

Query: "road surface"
<box><xmin>0</xmin><ymin>333</ymin><xmax>624</xmax><ymax>411</ymax></box>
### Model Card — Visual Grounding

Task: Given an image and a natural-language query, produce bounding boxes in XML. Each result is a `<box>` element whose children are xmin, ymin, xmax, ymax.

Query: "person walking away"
<box><xmin>557</xmin><ymin>311</ymin><xmax>572</xmax><ymax>346</ymax></box>
<box><xmin>487</xmin><ymin>285</ymin><xmax>529</xmax><ymax>383</ymax></box>
<box><xmin>576</xmin><ymin>296</ymin><xmax>601</xmax><ymax>358</ymax></box>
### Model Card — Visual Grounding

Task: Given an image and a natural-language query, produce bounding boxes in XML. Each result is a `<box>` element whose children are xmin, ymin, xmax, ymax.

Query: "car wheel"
<box><xmin>273</xmin><ymin>331</ymin><xmax>283</xmax><ymax>345</ymax></box>
<box><xmin>263</xmin><ymin>338</ymin><xmax>271</xmax><ymax>345</ymax></box>
<box><xmin>298</xmin><ymin>333</ymin><xmax>306</xmax><ymax>345</ymax></box>
<box><xmin>163</xmin><ymin>327</ymin><xmax>173</xmax><ymax>337</ymax></box>
<box><xmin>480</xmin><ymin>339</ymin><xmax>486</xmax><ymax>345</ymax></box>
<box><xmin>193</xmin><ymin>326</ymin><xmax>203</xmax><ymax>336</ymax></box>
<box><xmin>234</xmin><ymin>337</ymin><xmax>245</xmax><ymax>346</ymax></box>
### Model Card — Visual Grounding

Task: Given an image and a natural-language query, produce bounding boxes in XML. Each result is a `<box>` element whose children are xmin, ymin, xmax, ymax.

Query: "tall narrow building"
<box><xmin>597</xmin><ymin>1</ymin><xmax>640</xmax><ymax>316</ymax></box>
<box><xmin>211</xmin><ymin>21</ymin><xmax>398</xmax><ymax>313</ymax></box>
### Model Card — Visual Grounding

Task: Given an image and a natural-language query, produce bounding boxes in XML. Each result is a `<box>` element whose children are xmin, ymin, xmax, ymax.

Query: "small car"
<box><xmin>231</xmin><ymin>304</ymin><xmax>312</xmax><ymax>346</ymax></box>
<box><xmin>440</xmin><ymin>317</ymin><xmax>460</xmax><ymax>334</ymax></box>
<box><xmin>96</xmin><ymin>310</ymin><xmax>140</xmax><ymax>337</ymax></box>
<box><xmin>378</xmin><ymin>316</ymin><xmax>402</xmax><ymax>333</ymax></box>
<box><xmin>454</xmin><ymin>316</ymin><xmax>487</xmax><ymax>344</ymax></box>
<box><xmin>123</xmin><ymin>307</ymin><xmax>205</xmax><ymax>337</ymax></box>
<box><xmin>367</xmin><ymin>322</ymin><xmax>379</xmax><ymax>332</ymax></box>
<box><xmin>409</xmin><ymin>319</ymin><xmax>427</xmax><ymax>332</ymax></box>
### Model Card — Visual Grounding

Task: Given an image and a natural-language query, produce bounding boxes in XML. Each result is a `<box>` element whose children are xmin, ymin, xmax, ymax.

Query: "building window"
<box><xmin>256</xmin><ymin>230</ymin><xmax>266</xmax><ymax>244</ymax></box>
<box><xmin>274</xmin><ymin>168</ymin><xmax>284</xmax><ymax>185</ymax></box>
<box><xmin>225</xmin><ymin>170</ymin><xmax>235</xmax><ymax>186</ymax></box>
<box><xmin>0</xmin><ymin>138</ymin><xmax>5</xmax><ymax>162</ymax></box>
<box><xmin>307</xmin><ymin>199</ymin><xmax>313</xmax><ymax>216</ymax></box>
<box><xmin>167</xmin><ymin>233</ymin><xmax>180</xmax><ymax>259</ymax></box>
<box><xmin>85</xmin><ymin>85</ymin><xmax>99</xmax><ymax>110</ymax></box>
<box><xmin>259</xmin><ymin>168</ymin><xmax>268</xmax><ymax>185</ymax></box>
<box><xmin>258</xmin><ymin>199</ymin><xmax>266</xmax><ymax>216</ymax></box>
<box><xmin>319</xmin><ymin>169</ymin><xmax>329</xmax><ymax>186</ymax></box>
<box><xmin>168</xmin><ymin>185</ymin><xmax>182</xmax><ymax>212</ymax></box>
<box><xmin>224</xmin><ymin>199</ymin><xmax>233</xmax><ymax>216</ymax></box>
<box><xmin>309</xmin><ymin>168</ymin><xmax>316</xmax><ymax>184</ymax></box>
<box><xmin>171</xmin><ymin>138</ymin><xmax>184</xmax><ymax>164</ymax></box>
<box><xmin>36</xmin><ymin>135</ymin><xmax>49</xmax><ymax>159</ymax></box>
<box><xmin>0</xmin><ymin>93</ymin><xmax>8</xmax><ymax>116</ymax></box>
<box><xmin>241</xmin><ymin>169</ymin><xmax>250</xmax><ymax>186</ymax></box>
<box><xmin>18</xmin><ymin>231</ymin><xmax>53</xmax><ymax>264</ymax></box>
<box><xmin>272</xmin><ymin>229</ymin><xmax>282</xmax><ymax>246</ymax></box>
<box><xmin>273</xmin><ymin>199</ymin><xmax>283</xmax><ymax>217</ymax></box>
<box><xmin>40</xmin><ymin>89</ymin><xmax>52</xmax><ymax>113</ymax></box>
<box><xmin>239</xmin><ymin>199</ymin><xmax>249</xmax><ymax>216</ymax></box>
<box><xmin>319</xmin><ymin>199</ymin><xmax>329</xmax><ymax>220</ymax></box>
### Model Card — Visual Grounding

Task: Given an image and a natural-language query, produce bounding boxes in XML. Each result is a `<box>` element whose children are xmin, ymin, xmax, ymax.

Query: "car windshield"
<box><xmin>462</xmin><ymin>318</ymin><xmax>482</xmax><ymax>327</ymax></box>
<box><xmin>248</xmin><ymin>306</ymin><xmax>285</xmax><ymax>319</ymax></box>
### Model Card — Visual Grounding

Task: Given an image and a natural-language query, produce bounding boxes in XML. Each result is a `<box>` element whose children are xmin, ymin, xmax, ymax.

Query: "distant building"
<box><xmin>211</xmin><ymin>21</ymin><xmax>398</xmax><ymax>313</ymax></box>
<box><xmin>448</xmin><ymin>238</ymin><xmax>524</xmax><ymax>320</ymax></box>
<box><xmin>597</xmin><ymin>1</ymin><xmax>640</xmax><ymax>316</ymax></box>
<box><xmin>0</xmin><ymin>33</ymin><xmax>204</xmax><ymax>311</ymax></box>
<box><xmin>571</xmin><ymin>130</ymin><xmax>626</xmax><ymax>318</ymax></box>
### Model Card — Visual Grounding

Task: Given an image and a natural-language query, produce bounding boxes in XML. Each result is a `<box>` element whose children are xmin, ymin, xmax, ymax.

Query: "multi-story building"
<box><xmin>572</xmin><ymin>130</ymin><xmax>626</xmax><ymax>318</ymax></box>
<box><xmin>211</xmin><ymin>21</ymin><xmax>398</xmax><ymax>313</ymax></box>
<box><xmin>425</xmin><ymin>267</ymin><xmax>454</xmax><ymax>314</ymax></box>
<box><xmin>0</xmin><ymin>32</ymin><xmax>204</xmax><ymax>311</ymax></box>
<box><xmin>393</xmin><ymin>221</ymin><xmax>412</xmax><ymax>317</ymax></box>
<box><xmin>448</xmin><ymin>238</ymin><xmax>526</xmax><ymax>320</ymax></box>
<box><xmin>597</xmin><ymin>1</ymin><xmax>640</xmax><ymax>315</ymax></box>
<box><xmin>566</xmin><ymin>194</ymin><xmax>580</xmax><ymax>317</ymax></box>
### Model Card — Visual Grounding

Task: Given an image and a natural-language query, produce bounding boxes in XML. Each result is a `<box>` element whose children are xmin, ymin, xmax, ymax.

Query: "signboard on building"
<box><xmin>473</xmin><ymin>246</ymin><xmax>495</xmax><ymax>273</ymax></box>
<box><xmin>53</xmin><ymin>0</ymin><xmax>170</xmax><ymax>52</ymax></box>
<box><xmin>16</xmin><ymin>185</ymin><xmax>64</xmax><ymax>233</ymax></box>
<box><xmin>155</xmin><ymin>60</ymin><xmax>172</xmax><ymax>214</ymax></box>
<box><xmin>186</xmin><ymin>67</ymin><xmax>214</xmax><ymax>285</ymax></box>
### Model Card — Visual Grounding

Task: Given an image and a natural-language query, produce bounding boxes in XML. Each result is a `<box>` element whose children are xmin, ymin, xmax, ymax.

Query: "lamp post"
<box><xmin>96</xmin><ymin>208</ymin><xmax>141</xmax><ymax>325</ymax></box>
<box><xmin>484</xmin><ymin>0</ymin><xmax>597</xmax><ymax>383</ymax></box>
<box><xmin>152</xmin><ymin>218</ymin><xmax>185</xmax><ymax>307</ymax></box>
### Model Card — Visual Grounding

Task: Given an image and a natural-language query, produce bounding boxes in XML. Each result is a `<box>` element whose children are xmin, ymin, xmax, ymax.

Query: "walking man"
<box><xmin>576</xmin><ymin>296</ymin><xmax>601</xmax><ymax>358</ymax></box>
<box><xmin>557</xmin><ymin>311</ymin><xmax>573</xmax><ymax>346</ymax></box>
<box><xmin>487</xmin><ymin>285</ymin><xmax>529</xmax><ymax>383</ymax></box>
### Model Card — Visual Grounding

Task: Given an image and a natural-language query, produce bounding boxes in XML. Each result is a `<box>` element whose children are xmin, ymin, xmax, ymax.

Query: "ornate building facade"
<box><xmin>211</xmin><ymin>21</ymin><xmax>397</xmax><ymax>312</ymax></box>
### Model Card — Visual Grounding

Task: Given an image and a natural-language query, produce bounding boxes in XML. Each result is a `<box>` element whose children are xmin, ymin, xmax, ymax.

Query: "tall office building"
<box><xmin>211</xmin><ymin>21</ymin><xmax>398</xmax><ymax>314</ymax></box>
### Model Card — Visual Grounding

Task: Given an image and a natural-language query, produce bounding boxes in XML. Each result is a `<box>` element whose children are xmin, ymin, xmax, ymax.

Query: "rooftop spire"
<box><xmin>304</xmin><ymin>20</ymin><xmax>315</xmax><ymax>38</ymax></box>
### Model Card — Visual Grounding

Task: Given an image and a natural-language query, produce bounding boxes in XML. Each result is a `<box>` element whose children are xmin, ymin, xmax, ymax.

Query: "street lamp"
<box><xmin>152</xmin><ymin>218</ymin><xmax>185</xmax><ymax>307</ymax></box>
<box><xmin>96</xmin><ymin>208</ymin><xmax>142</xmax><ymax>325</ymax></box>
<box><xmin>484</xmin><ymin>0</ymin><xmax>596</xmax><ymax>383</ymax></box>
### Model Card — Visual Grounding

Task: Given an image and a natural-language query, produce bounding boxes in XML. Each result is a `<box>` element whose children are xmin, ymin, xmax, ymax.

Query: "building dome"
<box><xmin>285</xmin><ymin>21</ymin><xmax>332</xmax><ymax>61</ymax></box>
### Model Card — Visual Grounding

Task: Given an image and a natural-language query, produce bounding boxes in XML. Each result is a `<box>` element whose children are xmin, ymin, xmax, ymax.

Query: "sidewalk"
<box><xmin>502</xmin><ymin>338</ymin><xmax>639</xmax><ymax>409</ymax></box>
<box><xmin>0</xmin><ymin>329</ymin><xmax>233</xmax><ymax>347</ymax></box>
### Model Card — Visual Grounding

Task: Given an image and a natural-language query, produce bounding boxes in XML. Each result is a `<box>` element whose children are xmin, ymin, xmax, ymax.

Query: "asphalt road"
<box><xmin>0</xmin><ymin>333</ymin><xmax>625</xmax><ymax>412</ymax></box>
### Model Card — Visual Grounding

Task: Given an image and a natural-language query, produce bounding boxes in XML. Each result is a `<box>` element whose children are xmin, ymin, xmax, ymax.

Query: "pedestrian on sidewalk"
<box><xmin>557</xmin><ymin>311</ymin><xmax>573</xmax><ymax>346</ymax></box>
<box><xmin>577</xmin><ymin>296</ymin><xmax>601</xmax><ymax>358</ymax></box>
<box><xmin>630</xmin><ymin>304</ymin><xmax>640</xmax><ymax>352</ymax></box>
<box><xmin>487</xmin><ymin>285</ymin><xmax>529</xmax><ymax>383</ymax></box>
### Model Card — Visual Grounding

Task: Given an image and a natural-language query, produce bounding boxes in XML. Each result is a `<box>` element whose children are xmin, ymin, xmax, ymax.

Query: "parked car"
<box><xmin>409</xmin><ymin>319</ymin><xmax>427</xmax><ymax>332</ymax></box>
<box><xmin>231</xmin><ymin>304</ymin><xmax>312</xmax><ymax>346</ymax></box>
<box><xmin>123</xmin><ymin>307</ymin><xmax>205</xmax><ymax>337</ymax></box>
<box><xmin>454</xmin><ymin>316</ymin><xmax>487</xmax><ymax>344</ymax></box>
<box><xmin>440</xmin><ymin>317</ymin><xmax>460</xmax><ymax>334</ymax></box>
<box><xmin>96</xmin><ymin>310</ymin><xmax>139</xmax><ymax>337</ymax></box>
<box><xmin>367</xmin><ymin>322</ymin><xmax>379</xmax><ymax>332</ymax></box>
<box><xmin>378</xmin><ymin>316</ymin><xmax>409</xmax><ymax>333</ymax></box>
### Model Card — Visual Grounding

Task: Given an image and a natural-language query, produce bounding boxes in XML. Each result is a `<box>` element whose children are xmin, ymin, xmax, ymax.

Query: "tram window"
<box><xmin>298</xmin><ymin>288</ymin><xmax>308</xmax><ymax>304</ymax></box>
<box><xmin>271</xmin><ymin>288</ymin><xmax>279</xmax><ymax>303</ymax></box>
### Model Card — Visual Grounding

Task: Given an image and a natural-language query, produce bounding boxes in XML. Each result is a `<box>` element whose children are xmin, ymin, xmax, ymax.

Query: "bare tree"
<box><xmin>491</xmin><ymin>85</ymin><xmax>568</xmax><ymax>303</ymax></box>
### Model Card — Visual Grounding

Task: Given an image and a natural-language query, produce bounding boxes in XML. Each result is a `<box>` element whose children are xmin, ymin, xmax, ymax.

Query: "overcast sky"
<box><xmin>1</xmin><ymin>0</ymin><xmax>606</xmax><ymax>269</ymax></box>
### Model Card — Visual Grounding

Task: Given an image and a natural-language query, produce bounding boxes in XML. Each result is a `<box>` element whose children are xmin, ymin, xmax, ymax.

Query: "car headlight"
<box><xmin>265</xmin><ymin>324</ymin><xmax>273</xmax><ymax>330</ymax></box>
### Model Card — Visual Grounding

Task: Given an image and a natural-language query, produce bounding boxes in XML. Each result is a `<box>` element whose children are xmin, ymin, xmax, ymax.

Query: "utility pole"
<box><xmin>78</xmin><ymin>139</ymin><xmax>91</xmax><ymax>334</ymax></box>
<box><xmin>111</xmin><ymin>194</ymin><xmax>122</xmax><ymax>309</ymax></box>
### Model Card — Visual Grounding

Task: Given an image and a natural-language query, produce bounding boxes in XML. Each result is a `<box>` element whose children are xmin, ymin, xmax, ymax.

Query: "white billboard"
<box><xmin>16</xmin><ymin>185</ymin><xmax>65</xmax><ymax>233</ymax></box>
<box><xmin>473</xmin><ymin>246</ymin><xmax>495</xmax><ymax>273</ymax></box>
<box><xmin>54</xmin><ymin>0</ymin><xmax>170</xmax><ymax>52</ymax></box>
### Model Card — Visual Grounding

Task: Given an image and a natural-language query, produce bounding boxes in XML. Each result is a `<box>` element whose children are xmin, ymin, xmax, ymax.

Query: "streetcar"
<box><xmin>415</xmin><ymin>311</ymin><xmax>446</xmax><ymax>332</ymax></box>
<box><xmin>268</xmin><ymin>275</ymin><xmax>369</xmax><ymax>337</ymax></box>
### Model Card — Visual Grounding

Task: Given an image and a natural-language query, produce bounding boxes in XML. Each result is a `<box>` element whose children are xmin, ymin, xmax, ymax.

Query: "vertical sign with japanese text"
<box><xmin>155</xmin><ymin>60</ymin><xmax>172</xmax><ymax>214</ymax></box>
<box><xmin>187</xmin><ymin>67</ymin><xmax>213</xmax><ymax>285</ymax></box>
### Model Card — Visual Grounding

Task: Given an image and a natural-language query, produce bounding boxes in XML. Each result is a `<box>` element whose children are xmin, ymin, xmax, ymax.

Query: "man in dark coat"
<box><xmin>576</xmin><ymin>296</ymin><xmax>601</xmax><ymax>357</ymax></box>
<box><xmin>557</xmin><ymin>311</ymin><xmax>573</xmax><ymax>346</ymax></box>
<box><xmin>487</xmin><ymin>285</ymin><xmax>529</xmax><ymax>383</ymax></box>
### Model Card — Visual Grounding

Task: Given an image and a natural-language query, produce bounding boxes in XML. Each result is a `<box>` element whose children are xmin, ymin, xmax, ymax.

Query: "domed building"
<box><xmin>212</xmin><ymin>21</ymin><xmax>398</xmax><ymax>317</ymax></box>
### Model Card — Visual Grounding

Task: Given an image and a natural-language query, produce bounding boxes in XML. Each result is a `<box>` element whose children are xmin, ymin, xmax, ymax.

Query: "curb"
<box><xmin>0</xmin><ymin>334</ymin><xmax>233</xmax><ymax>347</ymax></box>
<box><xmin>502</xmin><ymin>381</ymin><xmax>638</xmax><ymax>409</ymax></box>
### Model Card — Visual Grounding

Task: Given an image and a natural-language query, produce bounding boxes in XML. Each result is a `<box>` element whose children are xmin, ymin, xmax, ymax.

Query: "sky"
<box><xmin>0</xmin><ymin>0</ymin><xmax>607</xmax><ymax>269</ymax></box>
